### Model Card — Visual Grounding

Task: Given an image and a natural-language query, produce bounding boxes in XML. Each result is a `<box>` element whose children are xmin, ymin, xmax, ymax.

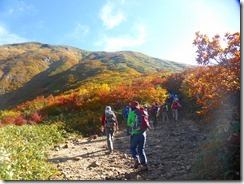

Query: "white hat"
<box><xmin>105</xmin><ymin>106</ymin><xmax>111</xmax><ymax>113</ymax></box>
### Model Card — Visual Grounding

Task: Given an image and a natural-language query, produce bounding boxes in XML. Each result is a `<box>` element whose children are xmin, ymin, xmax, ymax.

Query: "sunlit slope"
<box><xmin>0</xmin><ymin>42</ymin><xmax>191</xmax><ymax>109</ymax></box>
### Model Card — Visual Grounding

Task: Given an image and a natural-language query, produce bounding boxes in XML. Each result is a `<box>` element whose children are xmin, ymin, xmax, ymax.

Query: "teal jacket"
<box><xmin>127</xmin><ymin>110</ymin><xmax>141</xmax><ymax>135</ymax></box>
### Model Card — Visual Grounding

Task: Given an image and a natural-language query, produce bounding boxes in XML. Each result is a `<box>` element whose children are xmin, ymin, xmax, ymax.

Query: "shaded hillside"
<box><xmin>0</xmin><ymin>42</ymin><xmax>191</xmax><ymax>109</ymax></box>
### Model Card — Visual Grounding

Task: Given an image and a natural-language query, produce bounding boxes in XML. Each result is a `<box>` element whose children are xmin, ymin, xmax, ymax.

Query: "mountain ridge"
<box><xmin>0</xmin><ymin>42</ymin><xmax>193</xmax><ymax>109</ymax></box>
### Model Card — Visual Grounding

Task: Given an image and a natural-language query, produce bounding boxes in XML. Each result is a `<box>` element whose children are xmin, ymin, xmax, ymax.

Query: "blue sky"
<box><xmin>0</xmin><ymin>0</ymin><xmax>240</xmax><ymax>65</ymax></box>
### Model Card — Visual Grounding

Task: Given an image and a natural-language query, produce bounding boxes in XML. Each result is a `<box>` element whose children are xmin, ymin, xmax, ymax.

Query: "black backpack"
<box><xmin>162</xmin><ymin>104</ymin><xmax>168</xmax><ymax>111</ymax></box>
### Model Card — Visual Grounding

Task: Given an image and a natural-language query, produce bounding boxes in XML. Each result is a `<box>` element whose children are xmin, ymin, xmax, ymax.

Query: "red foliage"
<box><xmin>1</xmin><ymin>115</ymin><xmax>27</xmax><ymax>126</ymax></box>
<box><xmin>28</xmin><ymin>111</ymin><xmax>43</xmax><ymax>124</ymax></box>
<box><xmin>151</xmin><ymin>77</ymin><xmax>166</xmax><ymax>86</ymax></box>
<box><xmin>14</xmin><ymin>115</ymin><xmax>28</xmax><ymax>126</ymax></box>
<box><xmin>161</xmin><ymin>72</ymin><xmax>184</xmax><ymax>93</ymax></box>
<box><xmin>182</xmin><ymin>32</ymin><xmax>241</xmax><ymax>117</ymax></box>
<box><xmin>1</xmin><ymin>116</ymin><xmax>16</xmax><ymax>125</ymax></box>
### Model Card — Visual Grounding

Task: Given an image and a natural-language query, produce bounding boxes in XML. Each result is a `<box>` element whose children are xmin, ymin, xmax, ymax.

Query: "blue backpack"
<box><xmin>122</xmin><ymin>106</ymin><xmax>130</xmax><ymax>118</ymax></box>
<box><xmin>151</xmin><ymin>105</ymin><xmax>160</xmax><ymax>116</ymax></box>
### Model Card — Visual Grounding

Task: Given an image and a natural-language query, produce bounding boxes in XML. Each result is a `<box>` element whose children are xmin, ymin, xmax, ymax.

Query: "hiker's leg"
<box><xmin>163</xmin><ymin>112</ymin><xmax>166</xmax><ymax>122</ymax></box>
<box><xmin>130</xmin><ymin>134</ymin><xmax>139</xmax><ymax>158</ymax></box>
<box><xmin>137</xmin><ymin>132</ymin><xmax>147</xmax><ymax>166</ymax></box>
<box><xmin>130</xmin><ymin>134</ymin><xmax>141</xmax><ymax>168</ymax></box>
<box><xmin>175</xmin><ymin>109</ymin><xmax>178</xmax><ymax>121</ymax></box>
<box><xmin>172</xmin><ymin>109</ymin><xmax>176</xmax><ymax>120</ymax></box>
<box><xmin>110</xmin><ymin>129</ymin><xmax>114</xmax><ymax>152</ymax></box>
<box><xmin>152</xmin><ymin>116</ymin><xmax>155</xmax><ymax>127</ymax></box>
<box><xmin>166</xmin><ymin>112</ymin><xmax>169</xmax><ymax>122</ymax></box>
<box><xmin>106</xmin><ymin>128</ymin><xmax>113</xmax><ymax>152</ymax></box>
<box><xmin>153</xmin><ymin>115</ymin><xmax>157</xmax><ymax>127</ymax></box>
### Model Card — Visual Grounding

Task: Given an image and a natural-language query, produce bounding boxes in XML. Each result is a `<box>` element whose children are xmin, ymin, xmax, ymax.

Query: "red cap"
<box><xmin>130</xmin><ymin>101</ymin><xmax>140</xmax><ymax>110</ymax></box>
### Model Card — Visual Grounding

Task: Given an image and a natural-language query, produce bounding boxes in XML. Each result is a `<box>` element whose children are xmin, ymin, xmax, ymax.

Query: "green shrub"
<box><xmin>0</xmin><ymin>123</ymin><xmax>68</xmax><ymax>180</ymax></box>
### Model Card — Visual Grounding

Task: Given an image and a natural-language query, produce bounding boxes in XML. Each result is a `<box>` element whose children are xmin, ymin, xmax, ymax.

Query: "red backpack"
<box><xmin>172</xmin><ymin>102</ymin><xmax>180</xmax><ymax>109</ymax></box>
<box><xmin>133</xmin><ymin>108</ymin><xmax>150</xmax><ymax>133</ymax></box>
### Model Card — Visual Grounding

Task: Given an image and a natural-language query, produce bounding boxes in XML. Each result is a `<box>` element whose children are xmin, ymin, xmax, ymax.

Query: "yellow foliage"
<box><xmin>0</xmin><ymin>110</ymin><xmax>20</xmax><ymax>119</ymax></box>
<box><xmin>78</xmin><ymin>88</ymin><xmax>89</xmax><ymax>96</ymax></box>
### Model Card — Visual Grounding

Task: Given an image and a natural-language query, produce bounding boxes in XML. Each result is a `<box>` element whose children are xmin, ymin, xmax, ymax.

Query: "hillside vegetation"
<box><xmin>0</xmin><ymin>42</ymin><xmax>188</xmax><ymax>109</ymax></box>
<box><xmin>0</xmin><ymin>32</ymin><xmax>240</xmax><ymax>180</ymax></box>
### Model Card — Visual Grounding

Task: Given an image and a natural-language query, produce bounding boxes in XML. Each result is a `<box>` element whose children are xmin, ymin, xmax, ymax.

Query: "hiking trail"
<box><xmin>47</xmin><ymin>118</ymin><xmax>207</xmax><ymax>180</ymax></box>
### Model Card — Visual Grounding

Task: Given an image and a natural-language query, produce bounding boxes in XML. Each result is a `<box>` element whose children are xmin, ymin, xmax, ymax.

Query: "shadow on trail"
<box><xmin>46</xmin><ymin>119</ymin><xmax>204</xmax><ymax>180</ymax></box>
<box><xmin>47</xmin><ymin>149</ymin><xmax>107</xmax><ymax>164</ymax></box>
<box><xmin>77</xmin><ymin>137</ymin><xmax>107</xmax><ymax>145</ymax></box>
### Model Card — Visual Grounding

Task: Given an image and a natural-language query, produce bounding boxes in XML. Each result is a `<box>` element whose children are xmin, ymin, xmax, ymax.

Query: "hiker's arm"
<box><xmin>115</xmin><ymin>121</ymin><xmax>119</xmax><ymax>131</ymax></box>
<box><xmin>100</xmin><ymin>114</ymin><xmax>105</xmax><ymax>132</ymax></box>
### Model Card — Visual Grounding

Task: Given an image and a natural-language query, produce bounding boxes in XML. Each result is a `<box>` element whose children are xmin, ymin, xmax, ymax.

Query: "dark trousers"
<box><xmin>130</xmin><ymin>132</ymin><xmax>147</xmax><ymax>166</ymax></box>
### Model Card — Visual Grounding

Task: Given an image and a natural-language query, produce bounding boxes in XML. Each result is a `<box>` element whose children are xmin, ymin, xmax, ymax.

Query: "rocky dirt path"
<box><xmin>47</xmin><ymin>118</ymin><xmax>207</xmax><ymax>181</ymax></box>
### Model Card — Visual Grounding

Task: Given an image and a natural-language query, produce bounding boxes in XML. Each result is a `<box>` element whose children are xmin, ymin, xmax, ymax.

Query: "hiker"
<box><xmin>101</xmin><ymin>106</ymin><xmax>119</xmax><ymax>154</ymax></box>
<box><xmin>174</xmin><ymin>94</ymin><xmax>179</xmax><ymax>101</ymax></box>
<box><xmin>161</xmin><ymin>102</ymin><xmax>169</xmax><ymax>123</ymax></box>
<box><xmin>149</xmin><ymin>102</ymin><xmax>160</xmax><ymax>128</ymax></box>
<box><xmin>171</xmin><ymin>98</ymin><xmax>181</xmax><ymax>121</ymax></box>
<box><xmin>127</xmin><ymin>101</ymin><xmax>150</xmax><ymax>172</ymax></box>
<box><xmin>169</xmin><ymin>92</ymin><xmax>175</xmax><ymax>105</ymax></box>
<box><xmin>143</xmin><ymin>104</ymin><xmax>153</xmax><ymax>128</ymax></box>
<box><xmin>143</xmin><ymin>104</ymin><xmax>149</xmax><ymax>113</ymax></box>
<box><xmin>122</xmin><ymin>105</ymin><xmax>131</xmax><ymax>136</ymax></box>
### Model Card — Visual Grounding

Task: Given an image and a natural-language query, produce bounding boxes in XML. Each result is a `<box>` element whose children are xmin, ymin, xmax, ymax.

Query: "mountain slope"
<box><xmin>0</xmin><ymin>42</ymin><xmax>191</xmax><ymax>109</ymax></box>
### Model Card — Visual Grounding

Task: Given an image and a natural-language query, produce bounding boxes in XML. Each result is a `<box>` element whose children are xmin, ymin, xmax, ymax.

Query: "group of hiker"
<box><xmin>100</xmin><ymin>93</ymin><xmax>181</xmax><ymax>173</ymax></box>
<box><xmin>123</xmin><ymin>95</ymin><xmax>182</xmax><ymax>130</ymax></box>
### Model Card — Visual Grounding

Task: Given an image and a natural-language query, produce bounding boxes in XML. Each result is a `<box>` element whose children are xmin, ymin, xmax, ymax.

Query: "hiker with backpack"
<box><xmin>161</xmin><ymin>102</ymin><xmax>169</xmax><ymax>123</ymax></box>
<box><xmin>122</xmin><ymin>105</ymin><xmax>131</xmax><ymax>136</ymax></box>
<box><xmin>149</xmin><ymin>102</ymin><xmax>160</xmax><ymax>128</ymax></box>
<box><xmin>101</xmin><ymin>106</ymin><xmax>119</xmax><ymax>154</ymax></box>
<box><xmin>171</xmin><ymin>98</ymin><xmax>181</xmax><ymax>121</ymax></box>
<box><xmin>143</xmin><ymin>104</ymin><xmax>151</xmax><ymax>125</ymax></box>
<box><xmin>169</xmin><ymin>92</ymin><xmax>175</xmax><ymax>105</ymax></box>
<box><xmin>127</xmin><ymin>101</ymin><xmax>150</xmax><ymax>172</ymax></box>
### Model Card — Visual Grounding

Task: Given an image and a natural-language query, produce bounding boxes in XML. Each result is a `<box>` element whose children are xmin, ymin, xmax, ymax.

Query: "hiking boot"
<box><xmin>106</xmin><ymin>151</ymin><xmax>113</xmax><ymax>155</ymax></box>
<box><xmin>138</xmin><ymin>165</ymin><xmax>148</xmax><ymax>172</ymax></box>
<box><xmin>134</xmin><ymin>158</ymin><xmax>140</xmax><ymax>169</ymax></box>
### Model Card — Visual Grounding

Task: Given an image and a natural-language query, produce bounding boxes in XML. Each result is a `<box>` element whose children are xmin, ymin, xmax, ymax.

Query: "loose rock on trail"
<box><xmin>47</xmin><ymin>118</ymin><xmax>207</xmax><ymax>180</ymax></box>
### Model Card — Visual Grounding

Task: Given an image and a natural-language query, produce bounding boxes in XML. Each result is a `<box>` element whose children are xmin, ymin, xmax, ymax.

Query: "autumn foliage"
<box><xmin>181</xmin><ymin>32</ymin><xmax>240</xmax><ymax>117</ymax></box>
<box><xmin>0</xmin><ymin>32</ymin><xmax>239</xmax><ymax>130</ymax></box>
<box><xmin>0</xmin><ymin>32</ymin><xmax>240</xmax><ymax>179</ymax></box>
<box><xmin>0</xmin><ymin>71</ymin><xmax>169</xmax><ymax>133</ymax></box>
<box><xmin>181</xmin><ymin>32</ymin><xmax>240</xmax><ymax>180</ymax></box>
<box><xmin>0</xmin><ymin>32</ymin><xmax>240</xmax><ymax>131</ymax></box>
